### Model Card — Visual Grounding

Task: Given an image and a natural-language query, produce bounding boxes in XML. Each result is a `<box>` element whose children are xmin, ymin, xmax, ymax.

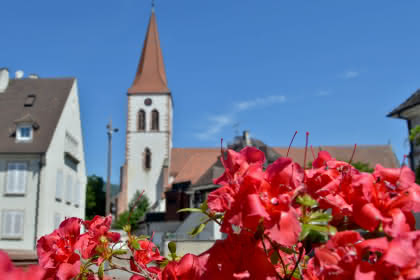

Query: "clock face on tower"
<box><xmin>144</xmin><ymin>98</ymin><xmax>152</xmax><ymax>106</ymax></box>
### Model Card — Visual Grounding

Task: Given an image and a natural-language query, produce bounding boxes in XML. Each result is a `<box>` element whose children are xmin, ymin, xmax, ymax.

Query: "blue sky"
<box><xmin>1</xmin><ymin>0</ymin><xmax>418</xmax><ymax>183</ymax></box>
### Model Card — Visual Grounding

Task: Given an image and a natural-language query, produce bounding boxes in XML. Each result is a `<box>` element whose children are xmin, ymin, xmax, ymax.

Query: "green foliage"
<box><xmin>112</xmin><ymin>191</ymin><xmax>149</xmax><ymax>230</ymax></box>
<box><xmin>409</xmin><ymin>125</ymin><xmax>420</xmax><ymax>145</ymax></box>
<box><xmin>351</xmin><ymin>161</ymin><xmax>374</xmax><ymax>173</ymax></box>
<box><xmin>416</xmin><ymin>165</ymin><xmax>420</xmax><ymax>185</ymax></box>
<box><xmin>85</xmin><ymin>175</ymin><xmax>106</xmax><ymax>220</ymax></box>
<box><xmin>308</xmin><ymin>160</ymin><xmax>374</xmax><ymax>173</ymax></box>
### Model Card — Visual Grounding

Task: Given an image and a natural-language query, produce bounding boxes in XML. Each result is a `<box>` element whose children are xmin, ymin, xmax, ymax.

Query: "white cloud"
<box><xmin>235</xmin><ymin>95</ymin><xmax>286</xmax><ymax>112</ymax></box>
<box><xmin>195</xmin><ymin>95</ymin><xmax>286</xmax><ymax>141</ymax></box>
<box><xmin>342</xmin><ymin>71</ymin><xmax>359</xmax><ymax>79</ymax></box>
<box><xmin>194</xmin><ymin>114</ymin><xmax>234</xmax><ymax>140</ymax></box>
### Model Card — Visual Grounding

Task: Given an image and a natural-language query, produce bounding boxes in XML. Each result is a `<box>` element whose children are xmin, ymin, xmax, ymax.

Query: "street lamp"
<box><xmin>106</xmin><ymin>119</ymin><xmax>118</xmax><ymax>216</ymax></box>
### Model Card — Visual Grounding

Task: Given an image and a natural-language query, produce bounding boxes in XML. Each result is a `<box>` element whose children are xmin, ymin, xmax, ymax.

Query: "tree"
<box><xmin>85</xmin><ymin>175</ymin><xmax>106</xmax><ymax>220</ymax></box>
<box><xmin>351</xmin><ymin>161</ymin><xmax>374</xmax><ymax>173</ymax></box>
<box><xmin>113</xmin><ymin>190</ymin><xmax>149</xmax><ymax>230</ymax></box>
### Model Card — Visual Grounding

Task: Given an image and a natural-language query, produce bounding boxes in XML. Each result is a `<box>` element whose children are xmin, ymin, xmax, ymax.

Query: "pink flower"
<box><xmin>0</xmin><ymin>250</ymin><xmax>45</xmax><ymax>280</ymax></box>
<box><xmin>75</xmin><ymin>215</ymin><xmax>120</xmax><ymax>264</ymax></box>
<box><xmin>37</xmin><ymin>217</ymin><xmax>82</xmax><ymax>280</ymax></box>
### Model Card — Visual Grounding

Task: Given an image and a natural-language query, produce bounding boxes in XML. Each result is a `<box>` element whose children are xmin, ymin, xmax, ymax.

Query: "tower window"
<box><xmin>144</xmin><ymin>148</ymin><xmax>152</xmax><ymax>170</ymax></box>
<box><xmin>151</xmin><ymin>109</ymin><xmax>159</xmax><ymax>131</ymax></box>
<box><xmin>138</xmin><ymin>110</ymin><xmax>146</xmax><ymax>131</ymax></box>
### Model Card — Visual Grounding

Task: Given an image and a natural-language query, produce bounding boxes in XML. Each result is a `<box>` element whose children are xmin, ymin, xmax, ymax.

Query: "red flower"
<box><xmin>210</xmin><ymin>148</ymin><xmax>302</xmax><ymax>246</ymax></box>
<box><xmin>36</xmin><ymin>217</ymin><xmax>82</xmax><ymax>280</ymax></box>
<box><xmin>75</xmin><ymin>215</ymin><xmax>120</xmax><ymax>263</ymax></box>
<box><xmin>304</xmin><ymin>231</ymin><xmax>363</xmax><ymax>280</ymax></box>
<box><xmin>199</xmin><ymin>232</ymin><xmax>278</xmax><ymax>279</ymax></box>
<box><xmin>351</xmin><ymin>165</ymin><xmax>420</xmax><ymax>236</ymax></box>
<box><xmin>355</xmin><ymin>231</ymin><xmax>420</xmax><ymax>280</ymax></box>
<box><xmin>161</xmin><ymin>254</ymin><xmax>205</xmax><ymax>280</ymax></box>
<box><xmin>0</xmin><ymin>250</ymin><xmax>45</xmax><ymax>280</ymax></box>
<box><xmin>132</xmin><ymin>239</ymin><xmax>164</xmax><ymax>267</ymax></box>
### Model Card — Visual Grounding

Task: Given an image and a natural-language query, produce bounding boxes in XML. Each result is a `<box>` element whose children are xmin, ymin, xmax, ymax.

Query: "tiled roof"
<box><xmin>0</xmin><ymin>78</ymin><xmax>74</xmax><ymax>153</ymax></box>
<box><xmin>388</xmin><ymin>89</ymin><xmax>420</xmax><ymax>118</ymax></box>
<box><xmin>169</xmin><ymin>145</ymin><xmax>399</xmax><ymax>188</ymax></box>
<box><xmin>272</xmin><ymin>145</ymin><xmax>399</xmax><ymax>168</ymax></box>
<box><xmin>128</xmin><ymin>11</ymin><xmax>169</xmax><ymax>94</ymax></box>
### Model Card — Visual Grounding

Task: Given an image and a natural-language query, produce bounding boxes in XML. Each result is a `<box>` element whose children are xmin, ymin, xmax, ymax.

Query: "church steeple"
<box><xmin>128</xmin><ymin>10</ymin><xmax>170</xmax><ymax>94</ymax></box>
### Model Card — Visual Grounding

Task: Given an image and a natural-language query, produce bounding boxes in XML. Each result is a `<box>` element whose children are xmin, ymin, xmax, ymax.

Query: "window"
<box><xmin>151</xmin><ymin>110</ymin><xmax>159</xmax><ymax>131</ymax></box>
<box><xmin>5</xmin><ymin>162</ymin><xmax>27</xmax><ymax>194</ymax></box>
<box><xmin>138</xmin><ymin>110</ymin><xmax>146</xmax><ymax>131</ymax></box>
<box><xmin>16</xmin><ymin>125</ymin><xmax>32</xmax><ymax>141</ymax></box>
<box><xmin>55</xmin><ymin>170</ymin><xmax>64</xmax><ymax>201</ymax></box>
<box><xmin>144</xmin><ymin>148</ymin><xmax>152</xmax><ymax>170</ymax></box>
<box><xmin>74</xmin><ymin>180</ymin><xmax>81</xmax><ymax>207</ymax></box>
<box><xmin>1</xmin><ymin>210</ymin><xmax>24</xmax><ymax>239</ymax></box>
<box><xmin>65</xmin><ymin>175</ymin><xmax>73</xmax><ymax>204</ymax></box>
<box><xmin>24</xmin><ymin>95</ymin><xmax>36</xmax><ymax>107</ymax></box>
<box><xmin>54</xmin><ymin>213</ymin><xmax>61</xmax><ymax>229</ymax></box>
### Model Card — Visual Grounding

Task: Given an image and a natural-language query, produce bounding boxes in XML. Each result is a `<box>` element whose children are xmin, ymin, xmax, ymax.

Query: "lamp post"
<box><xmin>106</xmin><ymin>119</ymin><xmax>118</xmax><ymax>216</ymax></box>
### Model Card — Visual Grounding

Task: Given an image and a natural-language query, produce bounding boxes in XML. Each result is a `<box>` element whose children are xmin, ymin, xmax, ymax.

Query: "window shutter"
<box><xmin>54</xmin><ymin>213</ymin><xmax>61</xmax><ymax>229</ymax></box>
<box><xmin>16</xmin><ymin>163</ymin><xmax>27</xmax><ymax>193</ymax></box>
<box><xmin>56</xmin><ymin>170</ymin><xmax>64</xmax><ymax>200</ymax></box>
<box><xmin>6</xmin><ymin>163</ymin><xmax>16</xmax><ymax>193</ymax></box>
<box><xmin>3</xmin><ymin>212</ymin><xmax>12</xmax><ymax>236</ymax></box>
<box><xmin>2</xmin><ymin>211</ymin><xmax>24</xmax><ymax>238</ymax></box>
<box><xmin>66</xmin><ymin>175</ymin><xmax>73</xmax><ymax>203</ymax></box>
<box><xmin>14</xmin><ymin>212</ymin><xmax>23</xmax><ymax>236</ymax></box>
<box><xmin>6</xmin><ymin>163</ymin><xmax>26</xmax><ymax>194</ymax></box>
<box><xmin>74</xmin><ymin>180</ymin><xmax>80</xmax><ymax>206</ymax></box>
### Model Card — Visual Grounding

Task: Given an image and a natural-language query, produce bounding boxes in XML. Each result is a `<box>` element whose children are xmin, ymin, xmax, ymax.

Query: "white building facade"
<box><xmin>0</xmin><ymin>68</ymin><xmax>87</xmax><ymax>250</ymax></box>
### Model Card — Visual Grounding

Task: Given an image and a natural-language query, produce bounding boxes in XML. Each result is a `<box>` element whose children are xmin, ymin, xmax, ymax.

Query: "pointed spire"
<box><xmin>128</xmin><ymin>10</ymin><xmax>170</xmax><ymax>94</ymax></box>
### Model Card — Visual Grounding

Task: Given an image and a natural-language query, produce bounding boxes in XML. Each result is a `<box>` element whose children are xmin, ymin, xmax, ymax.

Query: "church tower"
<box><xmin>119</xmin><ymin>9</ymin><xmax>172</xmax><ymax>214</ymax></box>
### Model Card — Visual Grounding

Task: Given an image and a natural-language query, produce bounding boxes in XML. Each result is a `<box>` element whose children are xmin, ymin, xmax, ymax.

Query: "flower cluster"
<box><xmin>1</xmin><ymin>144</ymin><xmax>419</xmax><ymax>280</ymax></box>
<box><xmin>0</xmin><ymin>250</ymin><xmax>45</xmax><ymax>280</ymax></box>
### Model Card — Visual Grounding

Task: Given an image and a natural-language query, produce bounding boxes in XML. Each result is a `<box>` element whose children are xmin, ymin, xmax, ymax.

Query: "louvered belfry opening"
<box><xmin>138</xmin><ymin>109</ymin><xmax>146</xmax><ymax>131</ymax></box>
<box><xmin>151</xmin><ymin>109</ymin><xmax>159</xmax><ymax>131</ymax></box>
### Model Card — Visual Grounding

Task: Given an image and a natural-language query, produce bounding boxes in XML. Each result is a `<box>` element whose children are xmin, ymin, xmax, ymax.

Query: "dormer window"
<box><xmin>16</xmin><ymin>125</ymin><xmax>32</xmax><ymax>142</ymax></box>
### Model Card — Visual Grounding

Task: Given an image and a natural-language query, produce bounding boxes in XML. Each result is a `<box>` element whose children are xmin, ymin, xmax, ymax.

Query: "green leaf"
<box><xmin>189</xmin><ymin>223</ymin><xmax>206</xmax><ymax>236</ymax></box>
<box><xmin>299</xmin><ymin>224</ymin><xmax>311</xmax><ymax>241</ymax></box>
<box><xmin>112</xmin><ymin>249</ymin><xmax>128</xmax><ymax>255</ymax></box>
<box><xmin>177</xmin><ymin>208</ymin><xmax>203</xmax><ymax>213</ymax></box>
<box><xmin>168</xmin><ymin>241</ymin><xmax>177</xmax><ymax>254</ymax></box>
<box><xmin>278</xmin><ymin>245</ymin><xmax>297</xmax><ymax>255</ymax></box>
<box><xmin>200</xmin><ymin>201</ymin><xmax>208</xmax><ymax>212</ymax></box>
<box><xmin>270</xmin><ymin>251</ymin><xmax>279</xmax><ymax>265</ymax></box>
<box><xmin>98</xmin><ymin>263</ymin><xmax>104</xmax><ymax>280</ymax></box>
<box><xmin>296</xmin><ymin>194</ymin><xmax>318</xmax><ymax>207</ymax></box>
<box><xmin>308</xmin><ymin>211</ymin><xmax>332</xmax><ymax>224</ymax></box>
<box><xmin>306</xmin><ymin>224</ymin><xmax>330</xmax><ymax>233</ymax></box>
<box><xmin>131</xmin><ymin>239</ymin><xmax>140</xmax><ymax>250</ymax></box>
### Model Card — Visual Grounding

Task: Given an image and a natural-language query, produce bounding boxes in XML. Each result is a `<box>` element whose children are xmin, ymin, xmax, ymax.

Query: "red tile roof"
<box><xmin>128</xmin><ymin>11</ymin><xmax>170</xmax><ymax>94</ymax></box>
<box><xmin>169</xmin><ymin>145</ymin><xmax>399</xmax><ymax>187</ymax></box>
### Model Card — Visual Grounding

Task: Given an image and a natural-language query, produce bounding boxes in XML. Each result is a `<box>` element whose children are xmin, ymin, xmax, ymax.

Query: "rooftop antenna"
<box><xmin>152</xmin><ymin>0</ymin><xmax>155</xmax><ymax>12</ymax></box>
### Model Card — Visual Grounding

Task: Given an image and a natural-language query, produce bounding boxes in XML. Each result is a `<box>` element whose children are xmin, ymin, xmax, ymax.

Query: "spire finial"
<box><xmin>152</xmin><ymin>0</ymin><xmax>155</xmax><ymax>12</ymax></box>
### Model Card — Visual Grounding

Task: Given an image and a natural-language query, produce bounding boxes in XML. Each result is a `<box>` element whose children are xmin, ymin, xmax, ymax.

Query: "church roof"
<box><xmin>387</xmin><ymin>89</ymin><xmax>420</xmax><ymax>118</ymax></box>
<box><xmin>169</xmin><ymin>144</ymin><xmax>399</xmax><ymax>188</ymax></box>
<box><xmin>128</xmin><ymin>11</ymin><xmax>170</xmax><ymax>94</ymax></box>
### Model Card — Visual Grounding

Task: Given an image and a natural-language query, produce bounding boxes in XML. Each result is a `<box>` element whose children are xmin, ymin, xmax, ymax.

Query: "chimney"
<box><xmin>0</xmin><ymin>68</ymin><xmax>9</xmax><ymax>93</ymax></box>
<box><xmin>28</xmin><ymin>73</ymin><xmax>39</xmax><ymax>79</ymax></box>
<box><xmin>15</xmin><ymin>70</ymin><xmax>24</xmax><ymax>79</ymax></box>
<box><xmin>243</xmin><ymin>130</ymin><xmax>251</xmax><ymax>146</ymax></box>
